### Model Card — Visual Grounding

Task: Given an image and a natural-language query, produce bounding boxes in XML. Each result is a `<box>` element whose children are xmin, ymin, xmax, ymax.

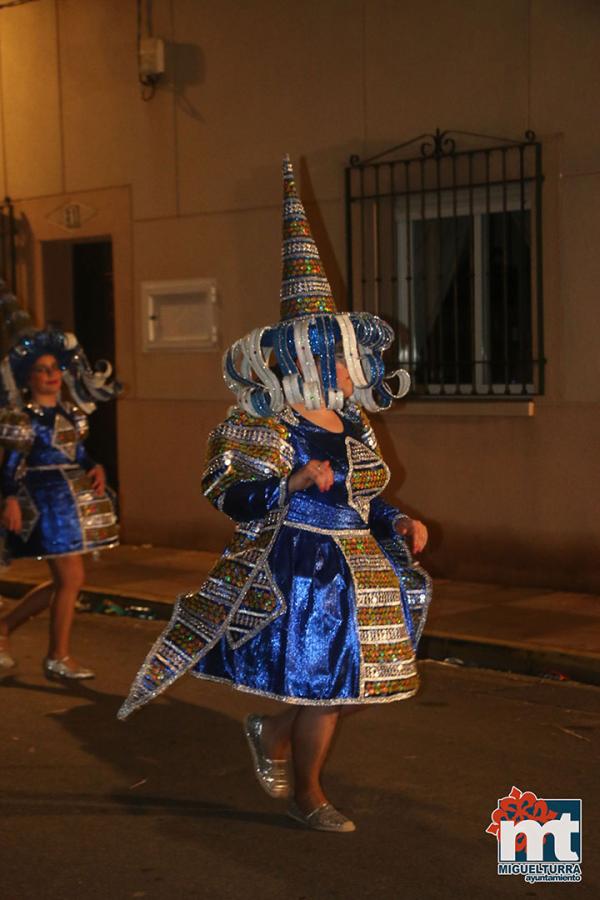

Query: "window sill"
<box><xmin>389</xmin><ymin>399</ymin><xmax>535</xmax><ymax>418</ymax></box>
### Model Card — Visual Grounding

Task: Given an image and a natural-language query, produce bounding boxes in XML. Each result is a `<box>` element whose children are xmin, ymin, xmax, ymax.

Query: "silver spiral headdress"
<box><xmin>0</xmin><ymin>282</ymin><xmax>121</xmax><ymax>413</ymax></box>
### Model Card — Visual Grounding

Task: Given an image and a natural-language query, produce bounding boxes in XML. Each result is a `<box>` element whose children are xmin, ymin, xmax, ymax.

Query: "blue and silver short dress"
<box><xmin>0</xmin><ymin>402</ymin><xmax>119</xmax><ymax>559</ymax></box>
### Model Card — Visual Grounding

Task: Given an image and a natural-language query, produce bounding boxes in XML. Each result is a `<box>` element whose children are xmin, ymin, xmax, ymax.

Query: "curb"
<box><xmin>2</xmin><ymin>578</ymin><xmax>599</xmax><ymax>689</ymax></box>
<box><xmin>0</xmin><ymin>579</ymin><xmax>173</xmax><ymax>622</ymax></box>
<box><xmin>419</xmin><ymin>631</ymin><xmax>600</xmax><ymax>688</ymax></box>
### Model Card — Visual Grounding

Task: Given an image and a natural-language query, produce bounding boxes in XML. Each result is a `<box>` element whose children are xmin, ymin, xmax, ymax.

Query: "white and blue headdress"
<box><xmin>223</xmin><ymin>156</ymin><xmax>410</xmax><ymax>416</ymax></box>
<box><xmin>0</xmin><ymin>284</ymin><xmax>121</xmax><ymax>413</ymax></box>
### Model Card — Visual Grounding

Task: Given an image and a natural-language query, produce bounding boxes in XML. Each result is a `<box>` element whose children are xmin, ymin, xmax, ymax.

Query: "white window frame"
<box><xmin>396</xmin><ymin>183</ymin><xmax>533</xmax><ymax>395</ymax></box>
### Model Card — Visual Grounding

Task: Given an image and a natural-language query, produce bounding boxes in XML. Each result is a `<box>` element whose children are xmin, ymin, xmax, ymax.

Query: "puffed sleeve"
<box><xmin>201</xmin><ymin>408</ymin><xmax>295</xmax><ymax>523</ymax></box>
<box><xmin>0</xmin><ymin>408</ymin><xmax>33</xmax><ymax>498</ymax></box>
<box><xmin>0</xmin><ymin>408</ymin><xmax>34</xmax><ymax>455</ymax></box>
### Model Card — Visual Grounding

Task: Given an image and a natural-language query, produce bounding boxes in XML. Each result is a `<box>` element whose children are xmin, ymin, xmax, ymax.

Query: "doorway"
<box><xmin>42</xmin><ymin>238</ymin><xmax>119</xmax><ymax>491</ymax></box>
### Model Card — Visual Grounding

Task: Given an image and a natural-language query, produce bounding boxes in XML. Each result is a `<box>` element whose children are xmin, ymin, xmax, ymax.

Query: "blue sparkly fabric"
<box><xmin>194</xmin><ymin>411</ymin><xmax>427</xmax><ymax>702</ymax></box>
<box><xmin>198</xmin><ymin>523</ymin><xmax>359</xmax><ymax>699</ymax></box>
<box><xmin>0</xmin><ymin>404</ymin><xmax>119</xmax><ymax>559</ymax></box>
<box><xmin>196</xmin><ymin>415</ymin><xmax>365</xmax><ymax>699</ymax></box>
<box><xmin>118</xmin><ymin>404</ymin><xmax>431</xmax><ymax>719</ymax></box>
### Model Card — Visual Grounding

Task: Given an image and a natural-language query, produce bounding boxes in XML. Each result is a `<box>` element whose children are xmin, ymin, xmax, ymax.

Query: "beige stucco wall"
<box><xmin>0</xmin><ymin>0</ymin><xmax>598</xmax><ymax>591</ymax></box>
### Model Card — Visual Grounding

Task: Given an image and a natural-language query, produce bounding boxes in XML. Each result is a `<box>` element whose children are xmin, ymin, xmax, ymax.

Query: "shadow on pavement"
<box><xmin>2</xmin><ymin>668</ymin><xmax>562</xmax><ymax>899</ymax></box>
<box><xmin>2</xmin><ymin>672</ymin><xmax>296</xmax><ymax>828</ymax></box>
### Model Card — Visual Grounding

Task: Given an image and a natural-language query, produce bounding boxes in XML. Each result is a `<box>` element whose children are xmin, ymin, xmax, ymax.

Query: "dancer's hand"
<box><xmin>396</xmin><ymin>517</ymin><xmax>428</xmax><ymax>553</ymax></box>
<box><xmin>2</xmin><ymin>497</ymin><xmax>22</xmax><ymax>533</ymax></box>
<box><xmin>88</xmin><ymin>465</ymin><xmax>106</xmax><ymax>496</ymax></box>
<box><xmin>288</xmin><ymin>460</ymin><xmax>334</xmax><ymax>494</ymax></box>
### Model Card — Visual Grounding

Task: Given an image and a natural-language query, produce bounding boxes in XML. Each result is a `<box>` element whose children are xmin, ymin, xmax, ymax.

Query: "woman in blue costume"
<box><xmin>0</xmin><ymin>296</ymin><xmax>120</xmax><ymax>681</ymax></box>
<box><xmin>119</xmin><ymin>157</ymin><xmax>432</xmax><ymax>833</ymax></box>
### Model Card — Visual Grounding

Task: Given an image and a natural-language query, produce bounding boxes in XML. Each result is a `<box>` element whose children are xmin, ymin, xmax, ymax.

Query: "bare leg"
<box><xmin>0</xmin><ymin>580</ymin><xmax>54</xmax><ymax>637</ymax></box>
<box><xmin>291</xmin><ymin>707</ymin><xmax>340</xmax><ymax>813</ymax></box>
<box><xmin>260</xmin><ymin>702</ymin><xmax>365</xmax><ymax>759</ymax></box>
<box><xmin>47</xmin><ymin>555</ymin><xmax>85</xmax><ymax>661</ymax></box>
<box><xmin>248</xmin><ymin>706</ymin><xmax>340</xmax><ymax>810</ymax></box>
<box><xmin>339</xmin><ymin>704</ymin><xmax>365</xmax><ymax>719</ymax></box>
<box><xmin>259</xmin><ymin>708</ymin><xmax>298</xmax><ymax>759</ymax></box>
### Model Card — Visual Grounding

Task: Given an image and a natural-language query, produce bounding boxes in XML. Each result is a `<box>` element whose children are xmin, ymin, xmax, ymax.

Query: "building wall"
<box><xmin>0</xmin><ymin>0</ymin><xmax>598</xmax><ymax>591</ymax></box>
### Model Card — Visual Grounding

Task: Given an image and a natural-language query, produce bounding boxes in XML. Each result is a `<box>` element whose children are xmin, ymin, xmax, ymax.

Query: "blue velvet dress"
<box><xmin>0</xmin><ymin>402</ymin><xmax>119</xmax><ymax>559</ymax></box>
<box><xmin>118</xmin><ymin>403</ymin><xmax>431</xmax><ymax>720</ymax></box>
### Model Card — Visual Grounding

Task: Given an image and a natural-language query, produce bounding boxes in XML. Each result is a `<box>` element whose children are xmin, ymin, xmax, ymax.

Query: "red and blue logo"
<box><xmin>486</xmin><ymin>786</ymin><xmax>582</xmax><ymax>883</ymax></box>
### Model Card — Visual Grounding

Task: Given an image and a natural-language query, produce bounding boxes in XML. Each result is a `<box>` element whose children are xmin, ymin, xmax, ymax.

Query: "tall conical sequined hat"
<box><xmin>280</xmin><ymin>155</ymin><xmax>337</xmax><ymax>321</ymax></box>
<box><xmin>222</xmin><ymin>155</ymin><xmax>411</xmax><ymax>417</ymax></box>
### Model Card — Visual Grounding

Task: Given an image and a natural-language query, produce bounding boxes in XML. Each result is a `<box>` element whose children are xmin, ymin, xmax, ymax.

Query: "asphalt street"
<box><xmin>1</xmin><ymin>610</ymin><xmax>598</xmax><ymax>900</ymax></box>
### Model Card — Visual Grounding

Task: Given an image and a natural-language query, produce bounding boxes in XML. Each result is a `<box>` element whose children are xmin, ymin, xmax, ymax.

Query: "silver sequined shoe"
<box><xmin>0</xmin><ymin>632</ymin><xmax>16</xmax><ymax>672</ymax></box>
<box><xmin>287</xmin><ymin>801</ymin><xmax>356</xmax><ymax>833</ymax></box>
<box><xmin>43</xmin><ymin>656</ymin><xmax>95</xmax><ymax>681</ymax></box>
<box><xmin>243</xmin><ymin>714</ymin><xmax>291</xmax><ymax>799</ymax></box>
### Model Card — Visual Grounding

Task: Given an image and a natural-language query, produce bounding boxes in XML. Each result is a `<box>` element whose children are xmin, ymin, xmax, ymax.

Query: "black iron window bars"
<box><xmin>0</xmin><ymin>196</ymin><xmax>16</xmax><ymax>294</ymax></box>
<box><xmin>345</xmin><ymin>130</ymin><xmax>545</xmax><ymax>398</ymax></box>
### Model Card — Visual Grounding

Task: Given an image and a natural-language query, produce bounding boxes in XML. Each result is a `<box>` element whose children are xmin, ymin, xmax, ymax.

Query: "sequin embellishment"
<box><xmin>117</xmin><ymin>510</ymin><xmax>286</xmax><ymax>721</ymax></box>
<box><xmin>345</xmin><ymin>437</ymin><xmax>390</xmax><ymax>523</ymax></box>
<box><xmin>203</xmin><ymin>410</ymin><xmax>294</xmax><ymax>506</ymax></box>
<box><xmin>0</xmin><ymin>408</ymin><xmax>34</xmax><ymax>453</ymax></box>
<box><xmin>334</xmin><ymin>532</ymin><xmax>419</xmax><ymax>699</ymax></box>
<box><xmin>63</xmin><ymin>469</ymin><xmax>119</xmax><ymax>550</ymax></box>
<box><xmin>51</xmin><ymin>413</ymin><xmax>78</xmax><ymax>461</ymax></box>
<box><xmin>15</xmin><ymin>483</ymin><xmax>40</xmax><ymax>542</ymax></box>
<box><xmin>118</xmin><ymin>403</ymin><xmax>430</xmax><ymax>719</ymax></box>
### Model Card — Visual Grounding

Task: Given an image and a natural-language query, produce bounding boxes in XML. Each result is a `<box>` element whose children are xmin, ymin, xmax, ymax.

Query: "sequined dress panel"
<box><xmin>117</xmin><ymin>404</ymin><xmax>431</xmax><ymax>720</ymax></box>
<box><xmin>0</xmin><ymin>404</ymin><xmax>119</xmax><ymax>559</ymax></box>
<box><xmin>195</xmin><ymin>414</ymin><xmax>421</xmax><ymax>702</ymax></box>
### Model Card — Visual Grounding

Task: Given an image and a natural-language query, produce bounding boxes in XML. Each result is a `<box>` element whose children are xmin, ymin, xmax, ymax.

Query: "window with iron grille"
<box><xmin>0</xmin><ymin>197</ymin><xmax>16</xmax><ymax>294</ymax></box>
<box><xmin>345</xmin><ymin>130</ymin><xmax>545</xmax><ymax>398</ymax></box>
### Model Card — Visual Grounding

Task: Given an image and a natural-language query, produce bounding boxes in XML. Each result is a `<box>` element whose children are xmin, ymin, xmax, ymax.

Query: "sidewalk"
<box><xmin>1</xmin><ymin>544</ymin><xmax>599</xmax><ymax>686</ymax></box>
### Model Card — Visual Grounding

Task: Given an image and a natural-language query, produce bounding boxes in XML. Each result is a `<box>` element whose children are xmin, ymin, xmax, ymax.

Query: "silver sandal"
<box><xmin>43</xmin><ymin>656</ymin><xmax>95</xmax><ymax>681</ymax></box>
